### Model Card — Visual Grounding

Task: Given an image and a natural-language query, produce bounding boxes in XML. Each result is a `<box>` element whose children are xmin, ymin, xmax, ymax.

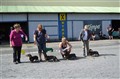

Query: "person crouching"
<box><xmin>59</xmin><ymin>37</ymin><xmax>72</xmax><ymax>59</ymax></box>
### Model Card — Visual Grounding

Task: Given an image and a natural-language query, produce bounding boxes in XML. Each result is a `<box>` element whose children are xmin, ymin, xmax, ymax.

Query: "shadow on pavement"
<box><xmin>21</xmin><ymin>60</ymin><xmax>60</xmax><ymax>63</ymax></box>
<box><xmin>100</xmin><ymin>54</ymin><xmax>117</xmax><ymax>56</ymax></box>
<box><xmin>59</xmin><ymin>56</ymin><xmax>86</xmax><ymax>61</ymax></box>
<box><xmin>21</xmin><ymin>61</ymin><xmax>40</xmax><ymax>64</ymax></box>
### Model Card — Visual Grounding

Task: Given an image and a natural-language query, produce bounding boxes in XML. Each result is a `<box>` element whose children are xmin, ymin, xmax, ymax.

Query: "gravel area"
<box><xmin>0</xmin><ymin>40</ymin><xmax>120</xmax><ymax>79</ymax></box>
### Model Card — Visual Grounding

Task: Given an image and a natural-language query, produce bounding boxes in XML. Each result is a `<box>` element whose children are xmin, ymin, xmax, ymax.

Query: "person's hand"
<box><xmin>10</xmin><ymin>44</ymin><xmax>12</xmax><ymax>47</ymax></box>
<box><xmin>34</xmin><ymin>41</ymin><xmax>37</xmax><ymax>45</ymax></box>
<box><xmin>46</xmin><ymin>35</ymin><xmax>50</xmax><ymax>41</ymax></box>
<box><xmin>25</xmin><ymin>37</ymin><xmax>28</xmax><ymax>41</ymax></box>
<box><xmin>10</xmin><ymin>41</ymin><xmax>12</xmax><ymax>47</ymax></box>
<box><xmin>61</xmin><ymin>52</ymin><xmax>65</xmax><ymax>55</ymax></box>
<box><xmin>47</xmin><ymin>35</ymin><xmax>50</xmax><ymax>39</ymax></box>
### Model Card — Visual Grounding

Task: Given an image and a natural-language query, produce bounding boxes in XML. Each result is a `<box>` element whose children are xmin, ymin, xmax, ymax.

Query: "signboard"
<box><xmin>58</xmin><ymin>13</ymin><xmax>67</xmax><ymax>39</ymax></box>
<box><xmin>84</xmin><ymin>20</ymin><xmax>102</xmax><ymax>34</ymax></box>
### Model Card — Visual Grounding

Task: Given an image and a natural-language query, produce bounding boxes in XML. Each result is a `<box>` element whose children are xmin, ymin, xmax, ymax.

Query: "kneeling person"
<box><xmin>59</xmin><ymin>37</ymin><xmax>72</xmax><ymax>59</ymax></box>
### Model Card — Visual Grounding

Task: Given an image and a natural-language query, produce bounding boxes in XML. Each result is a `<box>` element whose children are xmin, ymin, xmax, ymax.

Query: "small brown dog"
<box><xmin>26</xmin><ymin>54</ymin><xmax>39</xmax><ymax>62</ymax></box>
<box><xmin>89</xmin><ymin>49</ymin><xmax>100</xmax><ymax>57</ymax></box>
<box><xmin>46</xmin><ymin>55</ymin><xmax>59</xmax><ymax>62</ymax></box>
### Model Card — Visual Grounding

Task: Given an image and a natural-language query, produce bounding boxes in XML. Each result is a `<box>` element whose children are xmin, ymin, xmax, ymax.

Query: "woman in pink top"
<box><xmin>10</xmin><ymin>24</ymin><xmax>27</xmax><ymax>64</ymax></box>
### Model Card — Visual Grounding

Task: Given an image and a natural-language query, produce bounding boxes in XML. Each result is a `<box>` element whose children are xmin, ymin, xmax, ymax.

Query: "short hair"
<box><xmin>13</xmin><ymin>23</ymin><xmax>20</xmax><ymax>29</ymax></box>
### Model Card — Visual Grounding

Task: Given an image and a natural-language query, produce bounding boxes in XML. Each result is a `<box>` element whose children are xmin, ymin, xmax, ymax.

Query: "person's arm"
<box><xmin>88</xmin><ymin>30</ymin><xmax>92</xmax><ymax>41</ymax></box>
<box><xmin>107</xmin><ymin>27</ymin><xmax>109</xmax><ymax>32</ymax></box>
<box><xmin>9</xmin><ymin>31</ymin><xmax>14</xmax><ymax>47</ymax></box>
<box><xmin>45</xmin><ymin>34</ymin><xmax>49</xmax><ymax>39</ymax></box>
<box><xmin>59</xmin><ymin>42</ymin><xmax>64</xmax><ymax>54</ymax></box>
<box><xmin>33</xmin><ymin>34</ymin><xmax>37</xmax><ymax>45</ymax></box>
<box><xmin>20</xmin><ymin>30</ymin><xmax>28</xmax><ymax>41</ymax></box>
<box><xmin>79</xmin><ymin>30</ymin><xmax>83</xmax><ymax>41</ymax></box>
<box><xmin>33</xmin><ymin>30</ymin><xmax>38</xmax><ymax>45</ymax></box>
<box><xmin>78</xmin><ymin>31</ymin><xmax>81</xmax><ymax>40</ymax></box>
<box><xmin>112</xmin><ymin>28</ymin><xmax>114</xmax><ymax>32</ymax></box>
<box><xmin>59</xmin><ymin>42</ymin><xmax>62</xmax><ymax>49</ymax></box>
<box><xmin>66</xmin><ymin>41</ymin><xmax>72</xmax><ymax>48</ymax></box>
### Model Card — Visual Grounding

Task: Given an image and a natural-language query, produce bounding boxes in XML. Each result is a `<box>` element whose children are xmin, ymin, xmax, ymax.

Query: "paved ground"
<box><xmin>0</xmin><ymin>40</ymin><xmax>120</xmax><ymax>79</ymax></box>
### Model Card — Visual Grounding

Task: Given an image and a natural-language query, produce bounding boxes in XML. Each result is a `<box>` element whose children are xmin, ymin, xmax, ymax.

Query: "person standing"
<box><xmin>107</xmin><ymin>24</ymin><xmax>114</xmax><ymax>40</ymax></box>
<box><xmin>10</xmin><ymin>24</ymin><xmax>28</xmax><ymax>64</ymax></box>
<box><xmin>79</xmin><ymin>25</ymin><xmax>91</xmax><ymax>57</ymax></box>
<box><xmin>34</xmin><ymin>24</ymin><xmax>48</xmax><ymax>61</ymax></box>
<box><xmin>91</xmin><ymin>32</ymin><xmax>95</xmax><ymax>41</ymax></box>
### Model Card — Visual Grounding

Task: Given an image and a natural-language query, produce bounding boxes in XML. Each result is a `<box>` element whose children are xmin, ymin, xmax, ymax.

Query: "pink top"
<box><xmin>10</xmin><ymin>30</ymin><xmax>27</xmax><ymax>46</ymax></box>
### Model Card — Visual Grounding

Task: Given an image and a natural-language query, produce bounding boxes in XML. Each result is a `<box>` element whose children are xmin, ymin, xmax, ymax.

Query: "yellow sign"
<box><xmin>60</xmin><ymin>14</ymin><xmax>66</xmax><ymax>21</ymax></box>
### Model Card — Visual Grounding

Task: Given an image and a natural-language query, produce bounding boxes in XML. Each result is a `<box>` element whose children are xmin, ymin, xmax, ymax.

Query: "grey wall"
<box><xmin>67</xmin><ymin>14</ymin><xmax>120</xmax><ymax>40</ymax></box>
<box><xmin>102</xmin><ymin>21</ymin><xmax>111</xmax><ymax>36</ymax></box>
<box><xmin>28</xmin><ymin>14</ymin><xmax>58</xmax><ymax>42</ymax></box>
<box><xmin>67</xmin><ymin>14</ymin><xmax>120</xmax><ymax>20</ymax></box>
<box><xmin>0</xmin><ymin>13</ymin><xmax>119</xmax><ymax>42</ymax></box>
<box><xmin>0</xmin><ymin>14</ymin><xmax>27</xmax><ymax>22</ymax></box>
<box><xmin>72</xmin><ymin>21</ymin><xmax>83</xmax><ymax>39</ymax></box>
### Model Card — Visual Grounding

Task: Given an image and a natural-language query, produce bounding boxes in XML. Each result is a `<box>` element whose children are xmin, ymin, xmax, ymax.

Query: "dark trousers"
<box><xmin>37</xmin><ymin>44</ymin><xmax>47</xmax><ymax>60</ymax></box>
<box><xmin>82</xmin><ymin>40</ymin><xmax>89</xmax><ymax>56</ymax></box>
<box><xmin>12</xmin><ymin>46</ymin><xmax>22</xmax><ymax>62</ymax></box>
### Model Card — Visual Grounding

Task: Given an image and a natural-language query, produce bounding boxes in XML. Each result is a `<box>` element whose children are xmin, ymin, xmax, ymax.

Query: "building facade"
<box><xmin>0</xmin><ymin>0</ymin><xmax>120</xmax><ymax>42</ymax></box>
<box><xmin>0</xmin><ymin>13</ymin><xmax>119</xmax><ymax>42</ymax></box>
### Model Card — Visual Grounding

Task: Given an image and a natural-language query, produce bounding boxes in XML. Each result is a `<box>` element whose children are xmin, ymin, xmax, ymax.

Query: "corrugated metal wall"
<box><xmin>0</xmin><ymin>13</ymin><xmax>119</xmax><ymax>42</ymax></box>
<box><xmin>28</xmin><ymin>14</ymin><xmax>58</xmax><ymax>42</ymax></box>
<box><xmin>0</xmin><ymin>14</ymin><xmax>27</xmax><ymax>22</ymax></box>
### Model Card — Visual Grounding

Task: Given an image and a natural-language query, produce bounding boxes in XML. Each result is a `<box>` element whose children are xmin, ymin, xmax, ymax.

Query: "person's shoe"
<box><xmin>63</xmin><ymin>57</ymin><xmax>67</xmax><ymax>60</ymax></box>
<box><xmin>87</xmin><ymin>54</ymin><xmax>91</xmax><ymax>56</ymax></box>
<box><xmin>40</xmin><ymin>59</ymin><xmax>43</xmax><ymax>62</ymax></box>
<box><xmin>83</xmin><ymin>53</ymin><xmax>87</xmax><ymax>57</ymax></box>
<box><xmin>14</xmin><ymin>61</ymin><xmax>18</xmax><ymax>64</ymax></box>
<box><xmin>18</xmin><ymin>61</ymin><xmax>21</xmax><ymax>63</ymax></box>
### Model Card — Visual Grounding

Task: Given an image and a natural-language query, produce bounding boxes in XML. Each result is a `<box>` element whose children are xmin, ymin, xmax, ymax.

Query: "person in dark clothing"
<box><xmin>99</xmin><ymin>31</ymin><xmax>103</xmax><ymax>39</ymax></box>
<box><xmin>91</xmin><ymin>32</ymin><xmax>95</xmax><ymax>41</ymax></box>
<box><xmin>107</xmin><ymin>25</ymin><xmax>114</xmax><ymax>40</ymax></box>
<box><xmin>34</xmin><ymin>24</ymin><xmax>48</xmax><ymax>61</ymax></box>
<box><xmin>79</xmin><ymin>25</ymin><xmax>91</xmax><ymax>57</ymax></box>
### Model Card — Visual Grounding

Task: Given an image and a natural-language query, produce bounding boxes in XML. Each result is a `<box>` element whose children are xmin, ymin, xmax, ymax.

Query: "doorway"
<box><xmin>0</xmin><ymin>22</ymin><xmax>28</xmax><ymax>42</ymax></box>
<box><xmin>111</xmin><ymin>20</ymin><xmax>120</xmax><ymax>38</ymax></box>
<box><xmin>112</xmin><ymin>20</ymin><xmax>120</xmax><ymax>31</ymax></box>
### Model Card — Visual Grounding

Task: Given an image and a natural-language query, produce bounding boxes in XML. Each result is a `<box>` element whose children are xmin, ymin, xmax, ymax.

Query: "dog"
<box><xmin>68</xmin><ymin>53</ymin><xmax>77</xmax><ymax>60</ymax></box>
<box><xmin>46</xmin><ymin>48</ymin><xmax>53</xmax><ymax>53</ymax></box>
<box><xmin>26</xmin><ymin>54</ymin><xmax>39</xmax><ymax>62</ymax></box>
<box><xmin>89</xmin><ymin>49</ymin><xmax>100</xmax><ymax>57</ymax></box>
<box><xmin>46</xmin><ymin>55</ymin><xmax>59</xmax><ymax>62</ymax></box>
